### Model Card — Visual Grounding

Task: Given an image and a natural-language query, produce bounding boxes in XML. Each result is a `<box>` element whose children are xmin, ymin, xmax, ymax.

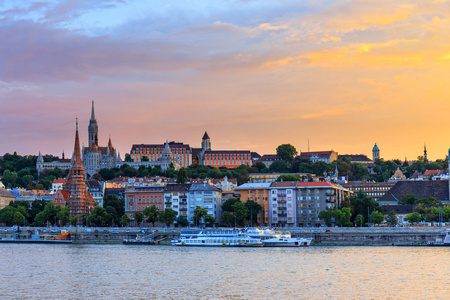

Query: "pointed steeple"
<box><xmin>37</xmin><ymin>151</ymin><xmax>44</xmax><ymax>162</ymax></box>
<box><xmin>91</xmin><ymin>100</ymin><xmax>96</xmax><ymax>121</ymax></box>
<box><xmin>63</xmin><ymin>118</ymin><xmax>93</xmax><ymax>224</ymax></box>
<box><xmin>88</xmin><ymin>101</ymin><xmax>98</xmax><ymax>147</ymax></box>
<box><xmin>72</xmin><ymin>118</ymin><xmax>83</xmax><ymax>168</ymax></box>
<box><xmin>424</xmin><ymin>143</ymin><xmax>428</xmax><ymax>160</ymax></box>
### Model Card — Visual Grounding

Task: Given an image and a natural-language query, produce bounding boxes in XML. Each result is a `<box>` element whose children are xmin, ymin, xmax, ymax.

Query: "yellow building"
<box><xmin>249</xmin><ymin>173</ymin><xmax>310</xmax><ymax>183</ymax></box>
<box><xmin>0</xmin><ymin>189</ymin><xmax>15</xmax><ymax>210</ymax></box>
<box><xmin>234</xmin><ymin>183</ymin><xmax>271</xmax><ymax>226</ymax></box>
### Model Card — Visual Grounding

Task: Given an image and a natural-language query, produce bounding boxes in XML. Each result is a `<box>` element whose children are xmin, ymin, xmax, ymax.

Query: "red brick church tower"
<box><xmin>61</xmin><ymin>119</ymin><xmax>95</xmax><ymax>220</ymax></box>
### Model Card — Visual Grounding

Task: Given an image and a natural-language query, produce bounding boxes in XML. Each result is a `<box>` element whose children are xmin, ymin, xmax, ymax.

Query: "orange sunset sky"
<box><xmin>0</xmin><ymin>1</ymin><xmax>449</xmax><ymax>161</ymax></box>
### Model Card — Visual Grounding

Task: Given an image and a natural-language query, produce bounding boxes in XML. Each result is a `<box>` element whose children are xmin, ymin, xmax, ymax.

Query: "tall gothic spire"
<box><xmin>88</xmin><ymin>101</ymin><xmax>99</xmax><ymax>147</ymax></box>
<box><xmin>63</xmin><ymin>118</ymin><xmax>94</xmax><ymax>223</ymax></box>
<box><xmin>91</xmin><ymin>100</ymin><xmax>96</xmax><ymax>120</ymax></box>
<box><xmin>73</xmin><ymin>118</ymin><xmax>83</xmax><ymax>168</ymax></box>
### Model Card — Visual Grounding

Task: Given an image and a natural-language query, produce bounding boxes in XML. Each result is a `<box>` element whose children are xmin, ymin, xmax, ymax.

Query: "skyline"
<box><xmin>1</xmin><ymin>1</ymin><xmax>450</xmax><ymax>161</ymax></box>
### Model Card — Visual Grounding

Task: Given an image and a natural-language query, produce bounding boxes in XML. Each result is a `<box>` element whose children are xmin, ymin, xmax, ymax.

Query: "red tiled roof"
<box><xmin>423</xmin><ymin>170</ymin><xmax>440</xmax><ymax>176</ymax></box>
<box><xmin>52</xmin><ymin>179</ymin><xmax>66</xmax><ymax>184</ymax></box>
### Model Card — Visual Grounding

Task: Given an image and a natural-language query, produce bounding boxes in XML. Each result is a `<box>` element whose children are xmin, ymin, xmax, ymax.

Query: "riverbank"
<box><xmin>1</xmin><ymin>227</ymin><xmax>448</xmax><ymax>246</ymax></box>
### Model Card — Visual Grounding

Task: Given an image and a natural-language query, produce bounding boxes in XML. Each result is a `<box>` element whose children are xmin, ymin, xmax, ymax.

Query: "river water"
<box><xmin>0</xmin><ymin>244</ymin><xmax>448</xmax><ymax>299</ymax></box>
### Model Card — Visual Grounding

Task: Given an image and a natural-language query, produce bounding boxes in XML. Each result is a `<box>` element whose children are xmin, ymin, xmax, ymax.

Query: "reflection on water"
<box><xmin>0</xmin><ymin>245</ymin><xmax>449</xmax><ymax>299</ymax></box>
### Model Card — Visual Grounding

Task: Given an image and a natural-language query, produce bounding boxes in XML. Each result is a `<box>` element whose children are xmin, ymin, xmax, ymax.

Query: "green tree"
<box><xmin>42</xmin><ymin>202</ymin><xmax>60</xmax><ymax>226</ymax></box>
<box><xmin>405</xmin><ymin>212</ymin><xmax>422</xmax><ymax>224</ymax></box>
<box><xmin>318</xmin><ymin>210</ymin><xmax>333</xmax><ymax>227</ymax></box>
<box><xmin>221</xmin><ymin>211</ymin><xmax>234</xmax><ymax>227</ymax></box>
<box><xmin>354</xmin><ymin>214</ymin><xmax>365</xmax><ymax>227</ymax></box>
<box><xmin>204</xmin><ymin>215</ymin><xmax>216</xmax><ymax>227</ymax></box>
<box><xmin>1</xmin><ymin>169</ymin><xmax>18</xmax><ymax>188</ymax></box>
<box><xmin>103</xmin><ymin>194</ymin><xmax>125</xmax><ymax>222</ymax></box>
<box><xmin>177</xmin><ymin>167</ymin><xmax>188</xmax><ymax>183</ymax></box>
<box><xmin>175</xmin><ymin>216</ymin><xmax>189</xmax><ymax>227</ymax></box>
<box><xmin>276</xmin><ymin>174</ymin><xmax>302</xmax><ymax>182</ymax></box>
<box><xmin>222</xmin><ymin>198</ymin><xmax>241</xmax><ymax>212</ymax></box>
<box><xmin>120</xmin><ymin>214</ymin><xmax>130</xmax><ymax>227</ymax></box>
<box><xmin>386</xmin><ymin>210</ymin><xmax>398</xmax><ymax>226</ymax></box>
<box><xmin>34</xmin><ymin>211</ymin><xmax>46</xmax><ymax>226</ymax></box>
<box><xmin>346</xmin><ymin>191</ymin><xmax>382</xmax><ymax>222</ymax></box>
<box><xmin>56</xmin><ymin>207</ymin><xmax>70</xmax><ymax>226</ymax></box>
<box><xmin>89</xmin><ymin>206</ymin><xmax>109</xmax><ymax>227</ymax></box>
<box><xmin>143</xmin><ymin>205</ymin><xmax>160</xmax><ymax>227</ymax></box>
<box><xmin>12</xmin><ymin>211</ymin><xmax>25</xmax><ymax>226</ymax></box>
<box><xmin>255</xmin><ymin>161</ymin><xmax>266</xmax><ymax>172</ymax></box>
<box><xmin>237</xmin><ymin>169</ymin><xmax>250</xmax><ymax>185</ymax></box>
<box><xmin>416</xmin><ymin>197</ymin><xmax>440</xmax><ymax>205</ymax></box>
<box><xmin>124</xmin><ymin>153</ymin><xmax>132</xmax><ymax>162</ymax></box>
<box><xmin>0</xmin><ymin>206</ymin><xmax>17</xmax><ymax>226</ymax></box>
<box><xmin>142</xmin><ymin>156</ymin><xmax>149</xmax><ymax>161</ymax></box>
<box><xmin>70</xmin><ymin>217</ymin><xmax>78</xmax><ymax>226</ymax></box>
<box><xmin>159</xmin><ymin>209</ymin><xmax>177</xmax><ymax>227</ymax></box>
<box><xmin>245</xmin><ymin>200</ymin><xmax>262</xmax><ymax>225</ymax></box>
<box><xmin>370</xmin><ymin>211</ymin><xmax>385</xmax><ymax>225</ymax></box>
<box><xmin>269</xmin><ymin>160</ymin><xmax>288</xmax><ymax>173</ymax></box>
<box><xmin>276</xmin><ymin>144</ymin><xmax>298</xmax><ymax>163</ymax></box>
<box><xmin>193</xmin><ymin>206</ymin><xmax>208</xmax><ymax>227</ymax></box>
<box><xmin>399</xmin><ymin>194</ymin><xmax>418</xmax><ymax>205</ymax></box>
<box><xmin>133</xmin><ymin>212</ymin><xmax>144</xmax><ymax>227</ymax></box>
<box><xmin>332</xmin><ymin>207</ymin><xmax>353</xmax><ymax>227</ymax></box>
<box><xmin>232</xmin><ymin>202</ymin><xmax>248</xmax><ymax>226</ymax></box>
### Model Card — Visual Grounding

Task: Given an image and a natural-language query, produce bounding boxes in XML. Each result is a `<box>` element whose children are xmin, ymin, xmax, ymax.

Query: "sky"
<box><xmin>1</xmin><ymin>0</ymin><xmax>450</xmax><ymax>161</ymax></box>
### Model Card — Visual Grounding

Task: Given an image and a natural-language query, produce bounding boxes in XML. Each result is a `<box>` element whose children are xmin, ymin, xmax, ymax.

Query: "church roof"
<box><xmin>373</xmin><ymin>143</ymin><xmax>379</xmax><ymax>151</ymax></box>
<box><xmin>202</xmin><ymin>131</ymin><xmax>210</xmax><ymax>139</ymax></box>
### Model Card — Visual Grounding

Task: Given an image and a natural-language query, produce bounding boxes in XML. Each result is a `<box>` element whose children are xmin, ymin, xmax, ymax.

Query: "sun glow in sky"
<box><xmin>1</xmin><ymin>0</ymin><xmax>450</xmax><ymax>161</ymax></box>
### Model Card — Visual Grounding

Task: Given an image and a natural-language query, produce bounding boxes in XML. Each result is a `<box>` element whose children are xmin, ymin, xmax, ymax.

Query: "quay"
<box><xmin>1</xmin><ymin>227</ymin><xmax>448</xmax><ymax>246</ymax></box>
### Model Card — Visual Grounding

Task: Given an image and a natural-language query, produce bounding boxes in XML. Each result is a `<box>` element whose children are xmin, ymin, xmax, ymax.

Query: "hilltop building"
<box><xmin>299</xmin><ymin>151</ymin><xmax>338</xmax><ymax>163</ymax></box>
<box><xmin>130</xmin><ymin>131</ymin><xmax>253</xmax><ymax>169</ymax></box>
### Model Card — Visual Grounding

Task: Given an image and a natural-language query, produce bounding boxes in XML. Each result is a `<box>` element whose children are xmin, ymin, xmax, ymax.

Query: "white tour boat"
<box><xmin>171</xmin><ymin>232</ymin><xmax>263</xmax><ymax>247</ymax></box>
<box><xmin>246</xmin><ymin>227</ymin><xmax>312</xmax><ymax>247</ymax></box>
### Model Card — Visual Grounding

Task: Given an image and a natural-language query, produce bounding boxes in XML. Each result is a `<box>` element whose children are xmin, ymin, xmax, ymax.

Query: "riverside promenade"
<box><xmin>1</xmin><ymin>226</ymin><xmax>448</xmax><ymax>246</ymax></box>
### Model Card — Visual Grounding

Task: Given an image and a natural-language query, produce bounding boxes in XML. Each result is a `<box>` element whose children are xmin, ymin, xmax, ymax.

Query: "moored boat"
<box><xmin>171</xmin><ymin>232</ymin><xmax>263</xmax><ymax>247</ymax></box>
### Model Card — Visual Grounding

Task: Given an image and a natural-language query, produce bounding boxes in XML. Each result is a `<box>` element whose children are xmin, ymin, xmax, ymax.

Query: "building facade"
<box><xmin>234</xmin><ymin>183</ymin><xmax>271</xmax><ymax>226</ymax></box>
<box><xmin>124</xmin><ymin>186</ymin><xmax>165</xmax><ymax>226</ymax></box>
<box><xmin>299</xmin><ymin>151</ymin><xmax>338</xmax><ymax>163</ymax></box>
<box><xmin>188</xmin><ymin>183</ymin><xmax>222</xmax><ymax>225</ymax></box>
<box><xmin>341</xmin><ymin>181</ymin><xmax>396</xmax><ymax>203</ymax></box>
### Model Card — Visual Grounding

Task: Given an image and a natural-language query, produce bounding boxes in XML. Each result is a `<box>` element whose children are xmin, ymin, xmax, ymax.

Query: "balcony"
<box><xmin>180</xmin><ymin>200</ymin><xmax>187</xmax><ymax>204</ymax></box>
<box><xmin>326</xmin><ymin>199</ymin><xmax>334</xmax><ymax>203</ymax></box>
<box><xmin>165</xmin><ymin>201</ymin><xmax>172</xmax><ymax>205</ymax></box>
<box><xmin>165</xmin><ymin>195</ymin><xmax>172</xmax><ymax>199</ymax></box>
<box><xmin>278</xmin><ymin>200</ymin><xmax>286</xmax><ymax>204</ymax></box>
<box><xmin>277</xmin><ymin>193</ymin><xmax>287</xmax><ymax>197</ymax></box>
<box><xmin>278</xmin><ymin>213</ymin><xmax>287</xmax><ymax>217</ymax></box>
<box><xmin>179</xmin><ymin>195</ymin><xmax>187</xmax><ymax>200</ymax></box>
<box><xmin>180</xmin><ymin>208</ymin><xmax>187</xmax><ymax>211</ymax></box>
<box><xmin>278</xmin><ymin>207</ymin><xmax>287</xmax><ymax>211</ymax></box>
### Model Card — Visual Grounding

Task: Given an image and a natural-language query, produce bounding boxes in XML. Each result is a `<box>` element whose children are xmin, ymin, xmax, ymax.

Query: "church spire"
<box><xmin>88</xmin><ymin>101</ymin><xmax>99</xmax><ymax>147</ymax></box>
<box><xmin>424</xmin><ymin>143</ymin><xmax>428</xmax><ymax>160</ymax></box>
<box><xmin>91</xmin><ymin>100</ymin><xmax>96</xmax><ymax>121</ymax></box>
<box><xmin>73</xmin><ymin>118</ymin><xmax>83</xmax><ymax>168</ymax></box>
